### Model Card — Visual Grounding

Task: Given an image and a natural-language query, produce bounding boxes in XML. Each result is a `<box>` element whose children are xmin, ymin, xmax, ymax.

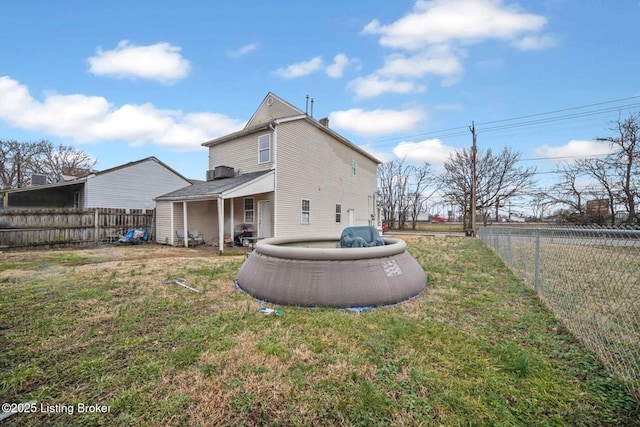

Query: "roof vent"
<box><xmin>319</xmin><ymin>117</ymin><xmax>329</xmax><ymax>128</ymax></box>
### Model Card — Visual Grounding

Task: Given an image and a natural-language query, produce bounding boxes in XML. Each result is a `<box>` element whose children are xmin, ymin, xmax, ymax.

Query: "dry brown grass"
<box><xmin>1</xmin><ymin>239</ymin><xmax>638</xmax><ymax>426</ymax></box>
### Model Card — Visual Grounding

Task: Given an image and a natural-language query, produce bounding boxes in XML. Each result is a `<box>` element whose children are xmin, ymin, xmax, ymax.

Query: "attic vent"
<box><xmin>206</xmin><ymin>165</ymin><xmax>235</xmax><ymax>181</ymax></box>
<box><xmin>31</xmin><ymin>173</ymin><xmax>48</xmax><ymax>186</ymax></box>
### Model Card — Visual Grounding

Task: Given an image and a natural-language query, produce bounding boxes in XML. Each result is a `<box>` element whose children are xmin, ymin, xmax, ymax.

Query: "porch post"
<box><xmin>229</xmin><ymin>198</ymin><xmax>235</xmax><ymax>247</ymax></box>
<box><xmin>182</xmin><ymin>201</ymin><xmax>188</xmax><ymax>248</ymax></box>
<box><xmin>217</xmin><ymin>197</ymin><xmax>224</xmax><ymax>255</ymax></box>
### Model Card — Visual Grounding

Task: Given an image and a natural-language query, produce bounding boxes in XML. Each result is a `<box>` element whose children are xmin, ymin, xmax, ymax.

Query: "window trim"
<box><xmin>301</xmin><ymin>198</ymin><xmax>310</xmax><ymax>224</ymax></box>
<box><xmin>244</xmin><ymin>197</ymin><xmax>255</xmax><ymax>224</ymax></box>
<box><xmin>258</xmin><ymin>134</ymin><xmax>271</xmax><ymax>164</ymax></box>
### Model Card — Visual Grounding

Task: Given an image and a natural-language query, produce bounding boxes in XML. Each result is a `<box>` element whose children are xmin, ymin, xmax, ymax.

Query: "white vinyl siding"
<box><xmin>85</xmin><ymin>158</ymin><xmax>190</xmax><ymax>210</ymax></box>
<box><xmin>274</xmin><ymin>120</ymin><xmax>378</xmax><ymax>238</ymax></box>
<box><xmin>209</xmin><ymin>132</ymin><xmax>273</xmax><ymax>173</ymax></box>
<box><xmin>246</xmin><ymin>94</ymin><xmax>303</xmax><ymax>128</ymax></box>
<box><xmin>155</xmin><ymin>200</ymin><xmax>173</xmax><ymax>244</ymax></box>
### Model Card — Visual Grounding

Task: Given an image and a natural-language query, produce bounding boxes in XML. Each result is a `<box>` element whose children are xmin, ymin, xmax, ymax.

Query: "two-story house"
<box><xmin>155</xmin><ymin>92</ymin><xmax>381</xmax><ymax>252</ymax></box>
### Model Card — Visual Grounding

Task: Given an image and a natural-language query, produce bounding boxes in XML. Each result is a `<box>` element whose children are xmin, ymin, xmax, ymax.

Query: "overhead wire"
<box><xmin>363</xmin><ymin>95</ymin><xmax>640</xmax><ymax>153</ymax></box>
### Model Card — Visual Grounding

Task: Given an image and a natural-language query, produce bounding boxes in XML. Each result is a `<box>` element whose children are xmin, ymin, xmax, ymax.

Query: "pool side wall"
<box><xmin>236</xmin><ymin>237</ymin><xmax>427</xmax><ymax>308</ymax></box>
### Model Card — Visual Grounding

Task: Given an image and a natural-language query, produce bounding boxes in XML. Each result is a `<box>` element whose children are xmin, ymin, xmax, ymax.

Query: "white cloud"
<box><xmin>329</xmin><ymin>107</ymin><xmax>424</xmax><ymax>137</ymax></box>
<box><xmin>88</xmin><ymin>40</ymin><xmax>191</xmax><ymax>84</ymax></box>
<box><xmin>363</xmin><ymin>0</ymin><xmax>549</xmax><ymax>49</ymax></box>
<box><xmin>355</xmin><ymin>0</ymin><xmax>554</xmax><ymax>97</ymax></box>
<box><xmin>393</xmin><ymin>138</ymin><xmax>457</xmax><ymax>164</ymax></box>
<box><xmin>0</xmin><ymin>75</ymin><xmax>244</xmax><ymax>150</ymax></box>
<box><xmin>326</xmin><ymin>54</ymin><xmax>351</xmax><ymax>78</ymax></box>
<box><xmin>379</xmin><ymin>46</ymin><xmax>464</xmax><ymax>79</ymax></box>
<box><xmin>272</xmin><ymin>56</ymin><xmax>324</xmax><ymax>78</ymax></box>
<box><xmin>229</xmin><ymin>42</ymin><xmax>259</xmax><ymax>58</ymax></box>
<box><xmin>348</xmin><ymin>74</ymin><xmax>425</xmax><ymax>99</ymax></box>
<box><xmin>534</xmin><ymin>139</ymin><xmax>615</xmax><ymax>161</ymax></box>
<box><xmin>510</xmin><ymin>34</ymin><xmax>556</xmax><ymax>51</ymax></box>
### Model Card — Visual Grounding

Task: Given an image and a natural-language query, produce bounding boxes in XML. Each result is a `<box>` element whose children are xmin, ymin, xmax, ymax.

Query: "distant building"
<box><xmin>1</xmin><ymin>156</ymin><xmax>192</xmax><ymax>210</ymax></box>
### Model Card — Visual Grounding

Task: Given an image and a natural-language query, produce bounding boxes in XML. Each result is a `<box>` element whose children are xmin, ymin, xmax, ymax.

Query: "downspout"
<box><xmin>270</xmin><ymin>122</ymin><xmax>278</xmax><ymax>237</ymax></box>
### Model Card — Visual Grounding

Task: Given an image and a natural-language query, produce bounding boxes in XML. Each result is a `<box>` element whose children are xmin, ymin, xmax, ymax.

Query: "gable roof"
<box><xmin>0</xmin><ymin>156</ymin><xmax>193</xmax><ymax>195</ymax></box>
<box><xmin>92</xmin><ymin>156</ymin><xmax>192</xmax><ymax>183</ymax></box>
<box><xmin>202</xmin><ymin>92</ymin><xmax>381</xmax><ymax>164</ymax></box>
<box><xmin>244</xmin><ymin>92</ymin><xmax>304</xmax><ymax>129</ymax></box>
<box><xmin>155</xmin><ymin>170</ymin><xmax>274</xmax><ymax>201</ymax></box>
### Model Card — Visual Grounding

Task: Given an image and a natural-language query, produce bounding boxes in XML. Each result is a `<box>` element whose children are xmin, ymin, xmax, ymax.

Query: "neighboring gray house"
<box><xmin>155</xmin><ymin>92</ymin><xmax>382</xmax><ymax>251</ymax></box>
<box><xmin>1</xmin><ymin>156</ymin><xmax>192</xmax><ymax>210</ymax></box>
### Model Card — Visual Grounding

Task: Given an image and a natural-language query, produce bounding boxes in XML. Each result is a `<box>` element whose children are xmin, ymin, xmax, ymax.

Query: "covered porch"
<box><xmin>155</xmin><ymin>170</ymin><xmax>274</xmax><ymax>254</ymax></box>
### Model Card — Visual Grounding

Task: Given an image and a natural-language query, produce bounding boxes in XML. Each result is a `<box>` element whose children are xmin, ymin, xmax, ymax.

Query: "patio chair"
<box><xmin>176</xmin><ymin>230</ymin><xmax>186</xmax><ymax>246</ymax></box>
<box><xmin>189</xmin><ymin>229</ymin><xmax>204</xmax><ymax>245</ymax></box>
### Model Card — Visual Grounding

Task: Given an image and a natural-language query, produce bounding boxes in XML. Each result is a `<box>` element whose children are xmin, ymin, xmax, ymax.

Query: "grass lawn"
<box><xmin>0</xmin><ymin>237</ymin><xmax>637</xmax><ymax>426</ymax></box>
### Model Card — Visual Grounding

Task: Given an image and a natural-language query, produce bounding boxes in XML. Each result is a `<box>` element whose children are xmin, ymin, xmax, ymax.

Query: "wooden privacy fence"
<box><xmin>0</xmin><ymin>208</ymin><xmax>155</xmax><ymax>248</ymax></box>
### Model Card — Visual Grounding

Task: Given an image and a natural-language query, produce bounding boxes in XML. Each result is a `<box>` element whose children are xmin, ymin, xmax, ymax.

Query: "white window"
<box><xmin>258</xmin><ymin>134</ymin><xmax>270</xmax><ymax>163</ymax></box>
<box><xmin>244</xmin><ymin>197</ymin><xmax>255</xmax><ymax>224</ymax></box>
<box><xmin>351</xmin><ymin>159</ymin><xmax>357</xmax><ymax>176</ymax></box>
<box><xmin>301</xmin><ymin>199</ymin><xmax>310</xmax><ymax>224</ymax></box>
<box><xmin>335</xmin><ymin>203</ymin><xmax>342</xmax><ymax>223</ymax></box>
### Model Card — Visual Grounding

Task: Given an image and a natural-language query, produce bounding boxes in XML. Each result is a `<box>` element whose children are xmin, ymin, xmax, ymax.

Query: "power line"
<box><xmin>364</xmin><ymin>95</ymin><xmax>640</xmax><ymax>147</ymax></box>
<box><xmin>479</xmin><ymin>102</ymin><xmax>640</xmax><ymax>134</ymax></box>
<box><xmin>520</xmin><ymin>152</ymin><xmax>612</xmax><ymax>162</ymax></box>
<box><xmin>476</xmin><ymin>95</ymin><xmax>640</xmax><ymax>126</ymax></box>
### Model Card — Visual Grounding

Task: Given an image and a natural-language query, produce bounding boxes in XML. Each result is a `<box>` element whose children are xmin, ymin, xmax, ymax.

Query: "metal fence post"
<box><xmin>534</xmin><ymin>228</ymin><xmax>540</xmax><ymax>292</ymax></box>
<box><xmin>478</xmin><ymin>224</ymin><xmax>640</xmax><ymax>401</ymax></box>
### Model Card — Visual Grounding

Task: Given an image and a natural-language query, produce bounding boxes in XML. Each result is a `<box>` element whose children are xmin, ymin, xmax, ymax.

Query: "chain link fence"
<box><xmin>478</xmin><ymin>225</ymin><xmax>640</xmax><ymax>401</ymax></box>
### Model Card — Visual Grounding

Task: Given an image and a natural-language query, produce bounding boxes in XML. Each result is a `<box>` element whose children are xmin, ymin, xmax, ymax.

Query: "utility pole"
<box><xmin>469</xmin><ymin>121</ymin><xmax>477</xmax><ymax>236</ymax></box>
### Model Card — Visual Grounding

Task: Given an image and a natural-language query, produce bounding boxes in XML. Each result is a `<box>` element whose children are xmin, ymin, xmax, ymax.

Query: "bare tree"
<box><xmin>37</xmin><ymin>142</ymin><xmax>96</xmax><ymax>183</ymax></box>
<box><xmin>542</xmin><ymin>162</ymin><xmax>588</xmax><ymax>222</ymax></box>
<box><xmin>442</xmin><ymin>147</ymin><xmax>536</xmax><ymax>227</ymax></box>
<box><xmin>575</xmin><ymin>157</ymin><xmax>617</xmax><ymax>225</ymax></box>
<box><xmin>377</xmin><ymin>159</ymin><xmax>439</xmax><ymax>229</ymax></box>
<box><xmin>596</xmin><ymin>113</ymin><xmax>640</xmax><ymax>224</ymax></box>
<box><xmin>442</xmin><ymin>150</ymin><xmax>472</xmax><ymax>227</ymax></box>
<box><xmin>378</xmin><ymin>159</ymin><xmax>403</xmax><ymax>229</ymax></box>
<box><xmin>0</xmin><ymin>140</ymin><xmax>96</xmax><ymax>189</ymax></box>
<box><xmin>0</xmin><ymin>140</ymin><xmax>49</xmax><ymax>188</ymax></box>
<box><xmin>407</xmin><ymin>162</ymin><xmax>439</xmax><ymax>229</ymax></box>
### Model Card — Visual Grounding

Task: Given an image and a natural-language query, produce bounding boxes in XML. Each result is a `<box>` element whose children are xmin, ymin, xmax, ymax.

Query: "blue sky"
<box><xmin>1</xmin><ymin>0</ymin><xmax>639</xmax><ymax>193</ymax></box>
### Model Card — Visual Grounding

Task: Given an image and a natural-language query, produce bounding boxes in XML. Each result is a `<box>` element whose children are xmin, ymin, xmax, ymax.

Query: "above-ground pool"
<box><xmin>236</xmin><ymin>236</ymin><xmax>427</xmax><ymax>308</ymax></box>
